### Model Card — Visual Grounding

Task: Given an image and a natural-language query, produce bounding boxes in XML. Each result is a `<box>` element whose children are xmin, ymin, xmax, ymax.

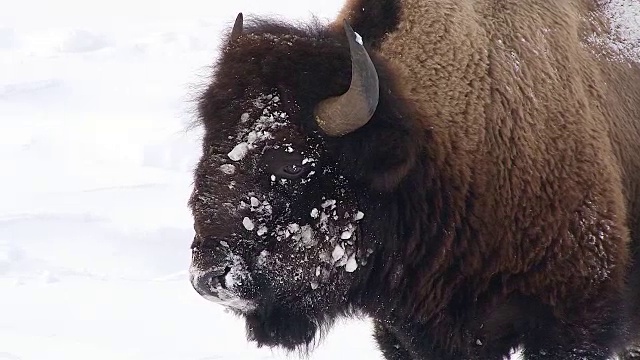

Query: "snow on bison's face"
<box><xmin>187</xmin><ymin>20</ymin><xmax>399</xmax><ymax>349</ymax></box>
<box><xmin>188</xmin><ymin>91</ymin><xmax>371</xmax><ymax>348</ymax></box>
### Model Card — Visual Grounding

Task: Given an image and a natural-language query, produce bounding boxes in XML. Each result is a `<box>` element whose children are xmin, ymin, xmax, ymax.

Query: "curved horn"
<box><xmin>314</xmin><ymin>21</ymin><xmax>379</xmax><ymax>136</ymax></box>
<box><xmin>230</xmin><ymin>13</ymin><xmax>243</xmax><ymax>41</ymax></box>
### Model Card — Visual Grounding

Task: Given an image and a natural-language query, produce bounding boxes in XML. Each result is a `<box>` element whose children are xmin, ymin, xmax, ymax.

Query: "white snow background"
<box><xmin>3</xmin><ymin>0</ymin><xmax>638</xmax><ymax>358</ymax></box>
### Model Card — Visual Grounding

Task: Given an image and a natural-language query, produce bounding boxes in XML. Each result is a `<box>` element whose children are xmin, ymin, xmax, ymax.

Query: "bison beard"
<box><xmin>187</xmin><ymin>1</ymin><xmax>640</xmax><ymax>359</ymax></box>
<box><xmin>245</xmin><ymin>305</ymin><xmax>317</xmax><ymax>349</ymax></box>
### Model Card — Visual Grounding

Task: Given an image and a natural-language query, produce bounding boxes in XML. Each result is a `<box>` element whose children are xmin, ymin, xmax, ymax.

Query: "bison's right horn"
<box><xmin>314</xmin><ymin>21</ymin><xmax>380</xmax><ymax>137</ymax></box>
<box><xmin>230</xmin><ymin>13</ymin><xmax>243</xmax><ymax>41</ymax></box>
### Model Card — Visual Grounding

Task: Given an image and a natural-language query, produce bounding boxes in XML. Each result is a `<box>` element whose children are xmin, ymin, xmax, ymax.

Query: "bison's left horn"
<box><xmin>314</xmin><ymin>21</ymin><xmax>379</xmax><ymax>137</ymax></box>
<box><xmin>230</xmin><ymin>13</ymin><xmax>243</xmax><ymax>41</ymax></box>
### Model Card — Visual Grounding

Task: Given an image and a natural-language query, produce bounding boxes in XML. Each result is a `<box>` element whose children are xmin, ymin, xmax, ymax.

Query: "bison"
<box><xmin>187</xmin><ymin>0</ymin><xmax>640</xmax><ymax>359</ymax></box>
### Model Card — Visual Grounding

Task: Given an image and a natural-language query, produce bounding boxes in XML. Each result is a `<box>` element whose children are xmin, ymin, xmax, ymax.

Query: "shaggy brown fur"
<box><xmin>335</xmin><ymin>0</ymin><xmax>640</xmax><ymax>357</ymax></box>
<box><xmin>189</xmin><ymin>0</ymin><xmax>640</xmax><ymax>359</ymax></box>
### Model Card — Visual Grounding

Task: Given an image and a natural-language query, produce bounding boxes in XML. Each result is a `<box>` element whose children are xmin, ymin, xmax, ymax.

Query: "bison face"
<box><xmin>189</xmin><ymin>91</ymin><xmax>372</xmax><ymax>349</ymax></box>
<box><xmin>188</xmin><ymin>19</ymin><xmax>422</xmax><ymax>350</ymax></box>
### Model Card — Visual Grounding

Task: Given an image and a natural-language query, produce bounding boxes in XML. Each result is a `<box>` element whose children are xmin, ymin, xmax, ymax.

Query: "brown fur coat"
<box><xmin>189</xmin><ymin>1</ymin><xmax>640</xmax><ymax>358</ymax></box>
<box><xmin>335</xmin><ymin>0</ymin><xmax>640</xmax><ymax>357</ymax></box>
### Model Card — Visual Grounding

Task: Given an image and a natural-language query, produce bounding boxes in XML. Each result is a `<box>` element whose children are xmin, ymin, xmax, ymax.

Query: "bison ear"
<box><xmin>230</xmin><ymin>13</ymin><xmax>243</xmax><ymax>42</ymax></box>
<box><xmin>332</xmin><ymin>66</ymin><xmax>422</xmax><ymax>191</ymax></box>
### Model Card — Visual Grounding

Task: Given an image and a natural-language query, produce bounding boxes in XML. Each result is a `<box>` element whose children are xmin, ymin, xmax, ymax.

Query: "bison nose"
<box><xmin>206</xmin><ymin>266</ymin><xmax>231</xmax><ymax>290</ymax></box>
<box><xmin>190</xmin><ymin>238</ymin><xmax>234</xmax><ymax>297</ymax></box>
<box><xmin>191</xmin><ymin>265</ymin><xmax>232</xmax><ymax>294</ymax></box>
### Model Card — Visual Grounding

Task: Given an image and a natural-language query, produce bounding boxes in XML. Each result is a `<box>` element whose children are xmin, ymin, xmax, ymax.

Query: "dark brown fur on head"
<box><xmin>190</xmin><ymin>15</ymin><xmax>429</xmax><ymax>351</ymax></box>
<box><xmin>198</xmin><ymin>17</ymin><xmax>423</xmax><ymax>191</ymax></box>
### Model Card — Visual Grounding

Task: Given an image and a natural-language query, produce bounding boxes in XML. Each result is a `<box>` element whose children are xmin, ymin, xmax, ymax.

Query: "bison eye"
<box><xmin>262</xmin><ymin>148</ymin><xmax>312</xmax><ymax>180</ymax></box>
<box><xmin>282</xmin><ymin>164</ymin><xmax>304</xmax><ymax>175</ymax></box>
<box><xmin>275</xmin><ymin>162</ymin><xmax>311</xmax><ymax>179</ymax></box>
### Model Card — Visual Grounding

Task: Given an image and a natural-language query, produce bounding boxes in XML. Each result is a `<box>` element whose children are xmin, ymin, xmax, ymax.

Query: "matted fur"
<box><xmin>189</xmin><ymin>1</ymin><xmax>640</xmax><ymax>359</ymax></box>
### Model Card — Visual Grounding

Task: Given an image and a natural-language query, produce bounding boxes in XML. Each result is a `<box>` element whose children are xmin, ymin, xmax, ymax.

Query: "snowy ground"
<box><xmin>0</xmin><ymin>1</ymin><xmax>385</xmax><ymax>359</ymax></box>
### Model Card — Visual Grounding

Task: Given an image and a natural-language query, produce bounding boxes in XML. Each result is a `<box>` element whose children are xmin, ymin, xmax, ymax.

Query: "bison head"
<box><xmin>189</xmin><ymin>14</ymin><xmax>423</xmax><ymax>350</ymax></box>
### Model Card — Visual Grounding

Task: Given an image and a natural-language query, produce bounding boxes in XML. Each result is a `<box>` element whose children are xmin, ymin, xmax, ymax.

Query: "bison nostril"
<box><xmin>208</xmin><ymin>266</ymin><xmax>232</xmax><ymax>289</ymax></box>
